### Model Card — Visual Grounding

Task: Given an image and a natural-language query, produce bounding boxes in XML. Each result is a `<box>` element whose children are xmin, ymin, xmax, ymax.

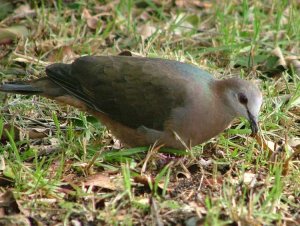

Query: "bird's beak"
<box><xmin>247</xmin><ymin>110</ymin><xmax>259</xmax><ymax>135</ymax></box>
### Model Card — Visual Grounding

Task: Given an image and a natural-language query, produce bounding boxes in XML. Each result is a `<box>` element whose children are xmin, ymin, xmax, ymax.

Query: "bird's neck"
<box><xmin>213</xmin><ymin>79</ymin><xmax>237</xmax><ymax>117</ymax></box>
<box><xmin>185</xmin><ymin>81</ymin><xmax>237</xmax><ymax>146</ymax></box>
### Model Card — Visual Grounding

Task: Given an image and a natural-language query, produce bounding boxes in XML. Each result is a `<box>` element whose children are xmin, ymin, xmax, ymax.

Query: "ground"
<box><xmin>0</xmin><ymin>0</ymin><xmax>299</xmax><ymax>225</ymax></box>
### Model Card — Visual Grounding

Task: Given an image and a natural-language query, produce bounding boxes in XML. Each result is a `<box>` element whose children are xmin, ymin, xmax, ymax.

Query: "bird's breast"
<box><xmin>172</xmin><ymin>88</ymin><xmax>234</xmax><ymax>146</ymax></box>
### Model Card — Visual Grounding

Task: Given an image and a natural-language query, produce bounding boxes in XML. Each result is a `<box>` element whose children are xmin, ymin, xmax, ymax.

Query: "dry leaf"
<box><xmin>118</xmin><ymin>50</ymin><xmax>144</xmax><ymax>57</ymax></box>
<box><xmin>288</xmin><ymin>138</ymin><xmax>300</xmax><ymax>148</ymax></box>
<box><xmin>272</xmin><ymin>47</ymin><xmax>287</xmax><ymax>69</ymax></box>
<box><xmin>0</xmin><ymin>26</ymin><xmax>29</xmax><ymax>45</ymax></box>
<box><xmin>243</xmin><ymin>172</ymin><xmax>256</xmax><ymax>188</ymax></box>
<box><xmin>139</xmin><ymin>24</ymin><xmax>156</xmax><ymax>39</ymax></box>
<box><xmin>176</xmin><ymin>171</ymin><xmax>191</xmax><ymax>179</ymax></box>
<box><xmin>118</xmin><ymin>50</ymin><xmax>132</xmax><ymax>56</ymax></box>
<box><xmin>1</xmin><ymin>124</ymin><xmax>20</xmax><ymax>144</ymax></box>
<box><xmin>175</xmin><ymin>0</ymin><xmax>212</xmax><ymax>8</ymax></box>
<box><xmin>0</xmin><ymin>191</ymin><xmax>20</xmax><ymax>216</ymax></box>
<box><xmin>27</xmin><ymin>128</ymin><xmax>49</xmax><ymax>139</ymax></box>
<box><xmin>13</xmin><ymin>4</ymin><xmax>35</xmax><ymax>19</ymax></box>
<box><xmin>47</xmin><ymin>45</ymin><xmax>78</xmax><ymax>63</ymax></box>
<box><xmin>82</xmin><ymin>173</ymin><xmax>117</xmax><ymax>190</ymax></box>
<box><xmin>286</xmin><ymin>56</ymin><xmax>300</xmax><ymax>75</ymax></box>
<box><xmin>255</xmin><ymin>134</ymin><xmax>273</xmax><ymax>157</ymax></box>
<box><xmin>82</xmin><ymin>8</ymin><xmax>99</xmax><ymax>30</ymax></box>
<box><xmin>202</xmin><ymin>177</ymin><xmax>223</xmax><ymax>187</ymax></box>
<box><xmin>157</xmin><ymin>181</ymin><xmax>173</xmax><ymax>192</ymax></box>
<box><xmin>28</xmin><ymin>145</ymin><xmax>60</xmax><ymax>159</ymax></box>
<box><xmin>283</xmin><ymin>146</ymin><xmax>300</xmax><ymax>176</ymax></box>
<box><xmin>199</xmin><ymin>158</ymin><xmax>212</xmax><ymax>167</ymax></box>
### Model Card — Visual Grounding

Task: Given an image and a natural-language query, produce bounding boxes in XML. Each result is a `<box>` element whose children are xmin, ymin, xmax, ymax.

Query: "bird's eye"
<box><xmin>238</xmin><ymin>93</ymin><xmax>248</xmax><ymax>105</ymax></box>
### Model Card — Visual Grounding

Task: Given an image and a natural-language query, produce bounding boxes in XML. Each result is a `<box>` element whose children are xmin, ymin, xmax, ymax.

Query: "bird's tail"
<box><xmin>0</xmin><ymin>82</ymin><xmax>43</xmax><ymax>95</ymax></box>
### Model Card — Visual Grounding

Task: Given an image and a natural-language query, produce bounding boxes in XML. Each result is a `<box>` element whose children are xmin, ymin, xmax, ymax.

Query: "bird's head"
<box><xmin>222</xmin><ymin>77</ymin><xmax>263</xmax><ymax>135</ymax></box>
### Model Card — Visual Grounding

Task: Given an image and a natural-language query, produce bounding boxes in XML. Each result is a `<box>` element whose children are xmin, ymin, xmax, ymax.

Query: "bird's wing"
<box><xmin>46</xmin><ymin>56</ymin><xmax>211</xmax><ymax>130</ymax></box>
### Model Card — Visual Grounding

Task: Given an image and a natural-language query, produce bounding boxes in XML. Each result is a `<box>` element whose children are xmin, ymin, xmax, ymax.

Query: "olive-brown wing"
<box><xmin>46</xmin><ymin>56</ymin><xmax>191</xmax><ymax>130</ymax></box>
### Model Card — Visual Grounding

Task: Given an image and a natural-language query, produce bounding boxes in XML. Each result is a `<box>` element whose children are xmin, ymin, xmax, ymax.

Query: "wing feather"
<box><xmin>46</xmin><ymin>56</ymin><xmax>211</xmax><ymax>130</ymax></box>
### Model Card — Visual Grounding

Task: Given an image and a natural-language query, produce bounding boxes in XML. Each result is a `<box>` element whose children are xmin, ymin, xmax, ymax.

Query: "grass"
<box><xmin>0</xmin><ymin>0</ymin><xmax>299</xmax><ymax>225</ymax></box>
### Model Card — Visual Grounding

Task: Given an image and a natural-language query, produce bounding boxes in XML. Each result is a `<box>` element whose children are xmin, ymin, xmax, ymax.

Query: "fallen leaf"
<box><xmin>198</xmin><ymin>158</ymin><xmax>213</xmax><ymax>167</ymax></box>
<box><xmin>255</xmin><ymin>134</ymin><xmax>273</xmax><ymax>157</ymax></box>
<box><xmin>286</xmin><ymin>56</ymin><xmax>300</xmax><ymax>75</ymax></box>
<box><xmin>139</xmin><ymin>23</ymin><xmax>156</xmax><ymax>39</ymax></box>
<box><xmin>27</xmin><ymin>145</ymin><xmax>60</xmax><ymax>161</ymax></box>
<box><xmin>47</xmin><ymin>45</ymin><xmax>78</xmax><ymax>63</ymax></box>
<box><xmin>272</xmin><ymin>47</ymin><xmax>287</xmax><ymax>69</ymax></box>
<box><xmin>0</xmin><ymin>26</ymin><xmax>29</xmax><ymax>45</ymax></box>
<box><xmin>13</xmin><ymin>4</ymin><xmax>35</xmax><ymax>20</ymax></box>
<box><xmin>27</xmin><ymin>128</ymin><xmax>49</xmax><ymax>139</ymax></box>
<box><xmin>0</xmin><ymin>191</ymin><xmax>20</xmax><ymax>216</ymax></box>
<box><xmin>134</xmin><ymin>174</ymin><xmax>153</xmax><ymax>187</ymax></box>
<box><xmin>82</xmin><ymin>8</ymin><xmax>99</xmax><ymax>30</ymax></box>
<box><xmin>243</xmin><ymin>172</ymin><xmax>256</xmax><ymax>188</ymax></box>
<box><xmin>283</xmin><ymin>144</ymin><xmax>300</xmax><ymax>176</ymax></box>
<box><xmin>82</xmin><ymin>173</ymin><xmax>118</xmax><ymax>190</ymax></box>
<box><xmin>202</xmin><ymin>177</ymin><xmax>223</xmax><ymax>187</ymax></box>
<box><xmin>1</xmin><ymin>124</ymin><xmax>20</xmax><ymax>144</ymax></box>
<box><xmin>288</xmin><ymin>138</ymin><xmax>300</xmax><ymax>148</ymax></box>
<box><xmin>0</xmin><ymin>215</ymin><xmax>32</xmax><ymax>225</ymax></box>
<box><xmin>118</xmin><ymin>50</ymin><xmax>132</xmax><ymax>56</ymax></box>
<box><xmin>176</xmin><ymin>171</ymin><xmax>191</xmax><ymax>179</ymax></box>
<box><xmin>175</xmin><ymin>0</ymin><xmax>212</xmax><ymax>8</ymax></box>
<box><xmin>118</xmin><ymin>50</ymin><xmax>144</xmax><ymax>57</ymax></box>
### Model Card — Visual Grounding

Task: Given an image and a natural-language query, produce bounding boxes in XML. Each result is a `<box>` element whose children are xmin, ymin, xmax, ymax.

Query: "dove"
<box><xmin>0</xmin><ymin>56</ymin><xmax>263</xmax><ymax>149</ymax></box>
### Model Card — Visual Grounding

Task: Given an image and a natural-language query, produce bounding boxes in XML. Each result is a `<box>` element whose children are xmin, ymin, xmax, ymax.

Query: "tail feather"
<box><xmin>0</xmin><ymin>83</ymin><xmax>43</xmax><ymax>95</ymax></box>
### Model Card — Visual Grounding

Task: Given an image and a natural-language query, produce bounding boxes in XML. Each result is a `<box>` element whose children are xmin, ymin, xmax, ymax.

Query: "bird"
<box><xmin>0</xmin><ymin>55</ymin><xmax>263</xmax><ymax>149</ymax></box>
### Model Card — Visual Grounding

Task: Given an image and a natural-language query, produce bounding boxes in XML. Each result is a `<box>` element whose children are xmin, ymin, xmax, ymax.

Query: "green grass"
<box><xmin>0</xmin><ymin>0</ymin><xmax>299</xmax><ymax>225</ymax></box>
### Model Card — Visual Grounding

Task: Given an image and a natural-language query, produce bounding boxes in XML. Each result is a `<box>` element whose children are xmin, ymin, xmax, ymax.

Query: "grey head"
<box><xmin>218</xmin><ymin>77</ymin><xmax>263</xmax><ymax>134</ymax></box>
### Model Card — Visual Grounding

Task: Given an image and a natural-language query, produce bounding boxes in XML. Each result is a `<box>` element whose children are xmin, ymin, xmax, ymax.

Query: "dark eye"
<box><xmin>238</xmin><ymin>93</ymin><xmax>248</xmax><ymax>105</ymax></box>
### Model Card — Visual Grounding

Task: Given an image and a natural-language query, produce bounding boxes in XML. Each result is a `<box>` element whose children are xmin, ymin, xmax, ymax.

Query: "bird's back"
<box><xmin>46</xmin><ymin>56</ymin><xmax>214</xmax><ymax>131</ymax></box>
